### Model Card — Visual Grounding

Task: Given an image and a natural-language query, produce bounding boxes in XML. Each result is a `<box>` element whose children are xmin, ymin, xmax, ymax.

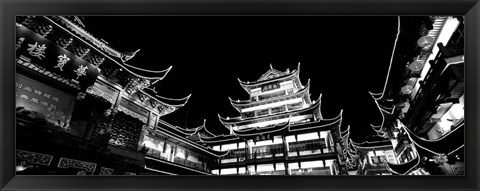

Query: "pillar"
<box><xmin>170</xmin><ymin>144</ymin><xmax>177</xmax><ymax>162</ymax></box>
<box><xmin>282</xmin><ymin>135</ymin><xmax>290</xmax><ymax>175</ymax></box>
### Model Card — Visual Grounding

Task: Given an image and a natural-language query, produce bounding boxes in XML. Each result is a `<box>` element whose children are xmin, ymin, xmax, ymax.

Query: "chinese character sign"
<box><xmin>27</xmin><ymin>42</ymin><xmax>47</xmax><ymax>60</ymax></box>
<box><xmin>73</xmin><ymin>65</ymin><xmax>88</xmax><ymax>80</ymax></box>
<box><xmin>16</xmin><ymin>25</ymin><xmax>99</xmax><ymax>89</ymax></box>
<box><xmin>16</xmin><ymin>73</ymin><xmax>75</xmax><ymax>127</ymax></box>
<box><xmin>55</xmin><ymin>54</ymin><xmax>70</xmax><ymax>71</ymax></box>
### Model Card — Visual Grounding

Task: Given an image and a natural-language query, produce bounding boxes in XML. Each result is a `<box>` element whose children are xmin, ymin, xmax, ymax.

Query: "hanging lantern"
<box><xmin>417</xmin><ymin>35</ymin><xmax>435</xmax><ymax>48</ymax></box>
<box><xmin>406</xmin><ymin>77</ymin><xmax>417</xmax><ymax>86</ymax></box>
<box><xmin>76</xmin><ymin>92</ymin><xmax>86</xmax><ymax>100</ymax></box>
<box><xmin>401</xmin><ymin>85</ymin><xmax>414</xmax><ymax>95</ymax></box>
<box><xmin>408</xmin><ymin>61</ymin><xmax>424</xmax><ymax>72</ymax></box>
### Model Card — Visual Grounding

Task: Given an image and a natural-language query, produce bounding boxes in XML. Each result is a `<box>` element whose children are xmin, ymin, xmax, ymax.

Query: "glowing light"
<box><xmin>401</xmin><ymin>85</ymin><xmax>413</xmax><ymax>94</ymax></box>
<box><xmin>300</xmin><ymin>160</ymin><xmax>324</xmax><ymax>168</ymax></box>
<box><xmin>411</xmin><ymin>17</ymin><xmax>460</xmax><ymax>99</ymax></box>
<box><xmin>220</xmin><ymin>168</ymin><xmax>237</xmax><ymax>175</ymax></box>
<box><xmin>297</xmin><ymin>132</ymin><xmax>320</xmax><ymax>141</ymax></box>
<box><xmin>417</xmin><ymin>36</ymin><xmax>435</xmax><ymax>48</ymax></box>
<box><xmin>408</xmin><ymin>61</ymin><xmax>424</xmax><ymax>72</ymax></box>
<box><xmin>256</xmin><ymin>164</ymin><xmax>275</xmax><ymax>172</ymax></box>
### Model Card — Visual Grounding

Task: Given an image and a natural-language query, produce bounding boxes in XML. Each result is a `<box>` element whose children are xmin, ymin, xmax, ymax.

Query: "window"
<box><xmin>221</xmin><ymin>143</ymin><xmax>237</xmax><ymax>151</ymax></box>
<box><xmin>257</xmin><ymin>109</ymin><xmax>269</xmax><ymax>116</ymax></box>
<box><xmin>242</xmin><ymin>111</ymin><xmax>255</xmax><ymax>118</ymax></box>
<box><xmin>258</xmin><ymin>90</ymin><xmax>286</xmax><ymax>100</ymax></box>
<box><xmin>271</xmin><ymin>105</ymin><xmax>286</xmax><ymax>114</ymax></box>
<box><xmin>220</xmin><ymin>168</ymin><xmax>237</xmax><ymax>175</ymax></box>
<box><xmin>288</xmin><ymin>139</ymin><xmax>325</xmax><ymax>156</ymax></box>
<box><xmin>287</xmin><ymin>88</ymin><xmax>294</xmax><ymax>94</ymax></box>
<box><xmin>287</xmin><ymin>102</ymin><xmax>302</xmax><ymax>111</ymax></box>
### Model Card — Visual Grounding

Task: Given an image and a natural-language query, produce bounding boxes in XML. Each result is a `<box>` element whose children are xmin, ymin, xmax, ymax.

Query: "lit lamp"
<box><xmin>408</xmin><ymin>61</ymin><xmax>424</xmax><ymax>72</ymax></box>
<box><xmin>417</xmin><ymin>36</ymin><xmax>435</xmax><ymax>48</ymax></box>
<box><xmin>401</xmin><ymin>102</ymin><xmax>410</xmax><ymax>113</ymax></box>
<box><xmin>401</xmin><ymin>85</ymin><xmax>414</xmax><ymax>95</ymax></box>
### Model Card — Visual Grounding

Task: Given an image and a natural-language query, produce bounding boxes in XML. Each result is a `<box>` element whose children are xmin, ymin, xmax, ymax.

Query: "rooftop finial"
<box><xmin>121</xmin><ymin>49</ymin><xmax>141</xmax><ymax>62</ymax></box>
<box><xmin>270</xmin><ymin>63</ymin><xmax>273</xmax><ymax>69</ymax></box>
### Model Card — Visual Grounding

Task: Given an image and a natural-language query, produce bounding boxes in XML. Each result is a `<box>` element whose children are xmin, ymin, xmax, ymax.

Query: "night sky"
<box><xmin>82</xmin><ymin>16</ymin><xmax>399</xmax><ymax>142</ymax></box>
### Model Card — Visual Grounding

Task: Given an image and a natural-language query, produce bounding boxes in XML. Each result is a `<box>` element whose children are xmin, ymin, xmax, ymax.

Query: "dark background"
<box><xmin>83</xmin><ymin>16</ymin><xmax>398</xmax><ymax>141</ymax></box>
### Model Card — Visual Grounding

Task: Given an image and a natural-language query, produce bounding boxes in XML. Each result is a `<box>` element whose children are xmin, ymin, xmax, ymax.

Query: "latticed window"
<box><xmin>287</xmin><ymin>102</ymin><xmax>302</xmax><ymax>111</ymax></box>
<box><xmin>287</xmin><ymin>88</ymin><xmax>294</xmax><ymax>94</ymax></box>
<box><xmin>289</xmin><ymin>139</ymin><xmax>325</xmax><ymax>152</ymax></box>
<box><xmin>271</xmin><ymin>105</ymin><xmax>286</xmax><ymax>114</ymax></box>
<box><xmin>242</xmin><ymin>111</ymin><xmax>255</xmax><ymax>118</ymax></box>
<box><xmin>257</xmin><ymin>109</ymin><xmax>269</xmax><ymax>116</ymax></box>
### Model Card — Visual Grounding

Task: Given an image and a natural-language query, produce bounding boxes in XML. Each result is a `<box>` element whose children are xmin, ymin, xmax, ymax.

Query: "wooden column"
<box><xmin>282</xmin><ymin>135</ymin><xmax>290</xmax><ymax>175</ymax></box>
<box><xmin>245</xmin><ymin>140</ymin><xmax>250</xmax><ymax>174</ymax></box>
<box><xmin>170</xmin><ymin>144</ymin><xmax>177</xmax><ymax>162</ymax></box>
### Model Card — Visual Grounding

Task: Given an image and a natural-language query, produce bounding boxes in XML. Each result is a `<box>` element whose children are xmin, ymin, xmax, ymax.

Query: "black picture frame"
<box><xmin>1</xmin><ymin>0</ymin><xmax>479</xmax><ymax>191</ymax></box>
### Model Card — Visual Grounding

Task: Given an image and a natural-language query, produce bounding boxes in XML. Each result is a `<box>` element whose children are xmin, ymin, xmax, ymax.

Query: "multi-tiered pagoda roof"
<box><xmin>237</xmin><ymin>63</ymin><xmax>303</xmax><ymax>94</ymax></box>
<box><xmin>185</xmin><ymin>63</ymin><xmax>343</xmax><ymax>145</ymax></box>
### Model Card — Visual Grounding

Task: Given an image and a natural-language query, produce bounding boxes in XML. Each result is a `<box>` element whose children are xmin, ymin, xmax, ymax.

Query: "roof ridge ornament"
<box><xmin>121</xmin><ymin>49</ymin><xmax>141</xmax><ymax>63</ymax></box>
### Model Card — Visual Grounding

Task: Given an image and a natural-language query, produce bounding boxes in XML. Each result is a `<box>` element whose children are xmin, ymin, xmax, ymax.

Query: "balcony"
<box><xmin>145</xmin><ymin>149</ymin><xmax>209</xmax><ymax>173</ymax></box>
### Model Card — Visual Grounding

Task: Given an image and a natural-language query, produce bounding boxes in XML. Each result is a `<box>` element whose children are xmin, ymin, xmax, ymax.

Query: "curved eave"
<box><xmin>141</xmin><ymin>88</ymin><xmax>191</xmax><ymax>107</ymax></box>
<box><xmin>350</xmin><ymin>139</ymin><xmax>392</xmax><ymax>150</ymax></box>
<box><xmin>369</xmin><ymin>92</ymin><xmax>396</xmax><ymax>132</ymax></box>
<box><xmin>206</xmin><ymin>149</ymin><xmax>230</xmax><ymax>157</ymax></box>
<box><xmin>369</xmin><ymin>91</ymin><xmax>384</xmax><ymax>101</ymax></box>
<box><xmin>219</xmin><ymin>96</ymin><xmax>321</xmax><ymax>125</ymax></box>
<box><xmin>155</xmin><ymin>127</ymin><xmax>229</xmax><ymax>157</ymax></box>
<box><xmin>341</xmin><ymin>129</ymin><xmax>350</xmax><ymax>147</ymax></box>
<box><xmin>171</xmin><ymin>120</ymin><xmax>207</xmax><ymax>137</ymax></box>
<box><xmin>378</xmin><ymin>102</ymin><xmax>395</xmax><ymax>114</ymax></box>
<box><xmin>194</xmin><ymin>119</ymin><xmax>217</xmax><ymax>137</ymax></box>
<box><xmin>230</xmin><ymin>79</ymin><xmax>311</xmax><ymax>110</ymax></box>
<box><xmin>228</xmin><ymin>97</ymin><xmax>248</xmax><ymax>112</ymax></box>
<box><xmin>386</xmin><ymin>155</ymin><xmax>420</xmax><ymax>175</ymax></box>
<box><xmin>289</xmin><ymin>109</ymin><xmax>343</xmax><ymax>132</ymax></box>
<box><xmin>403</xmin><ymin>123</ymin><xmax>464</xmax><ymax>156</ymax></box>
<box><xmin>46</xmin><ymin>16</ymin><xmax>172</xmax><ymax>82</ymax></box>
<box><xmin>348</xmin><ymin>140</ymin><xmax>357</xmax><ymax>152</ymax></box>
<box><xmin>238</xmin><ymin>62</ymin><xmax>301</xmax><ymax>92</ymax></box>
<box><xmin>232</xmin><ymin>118</ymin><xmax>291</xmax><ymax>137</ymax></box>
<box><xmin>171</xmin><ymin>126</ymin><xmax>196</xmax><ymax>137</ymax></box>
<box><xmin>369</xmin><ymin>17</ymin><xmax>401</xmax><ymax>102</ymax></box>
<box><xmin>121</xmin><ymin>64</ymin><xmax>172</xmax><ymax>82</ymax></box>
<box><xmin>198</xmin><ymin>133</ymin><xmax>240</xmax><ymax>144</ymax></box>
<box><xmin>370</xmin><ymin>124</ymin><xmax>383</xmax><ymax>132</ymax></box>
<box><xmin>340</xmin><ymin>124</ymin><xmax>350</xmax><ymax>138</ymax></box>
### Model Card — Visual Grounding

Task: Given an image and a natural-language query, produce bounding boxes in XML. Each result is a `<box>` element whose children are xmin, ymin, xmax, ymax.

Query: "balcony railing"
<box><xmin>217</xmin><ymin>145</ymin><xmax>336</xmax><ymax>166</ymax></box>
<box><xmin>145</xmin><ymin>149</ymin><xmax>209</xmax><ymax>172</ymax></box>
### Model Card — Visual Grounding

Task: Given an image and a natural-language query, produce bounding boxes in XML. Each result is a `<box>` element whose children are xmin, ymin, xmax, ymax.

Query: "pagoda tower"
<box><xmin>194</xmin><ymin>63</ymin><xmax>347</xmax><ymax>175</ymax></box>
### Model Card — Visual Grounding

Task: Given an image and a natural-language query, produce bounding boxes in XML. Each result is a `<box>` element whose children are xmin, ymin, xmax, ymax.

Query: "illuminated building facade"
<box><xmin>15</xmin><ymin>16</ymin><xmax>463</xmax><ymax>176</ymax></box>
<box><xmin>15</xmin><ymin>16</ymin><xmax>223</xmax><ymax>175</ymax></box>
<box><xmin>343</xmin><ymin>16</ymin><xmax>464</xmax><ymax>175</ymax></box>
<box><xmin>186</xmin><ymin>64</ymin><xmax>347</xmax><ymax>175</ymax></box>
